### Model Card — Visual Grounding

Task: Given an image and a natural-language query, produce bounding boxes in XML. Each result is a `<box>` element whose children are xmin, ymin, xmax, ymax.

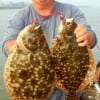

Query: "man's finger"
<box><xmin>76</xmin><ymin>34</ymin><xmax>87</xmax><ymax>42</ymax></box>
<box><xmin>78</xmin><ymin>40</ymin><xmax>88</xmax><ymax>47</ymax></box>
<box><xmin>74</xmin><ymin>24</ymin><xmax>83</xmax><ymax>34</ymax></box>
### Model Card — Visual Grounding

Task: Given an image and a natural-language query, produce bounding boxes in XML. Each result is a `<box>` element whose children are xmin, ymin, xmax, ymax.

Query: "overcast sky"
<box><xmin>57</xmin><ymin>0</ymin><xmax>100</xmax><ymax>6</ymax></box>
<box><xmin>1</xmin><ymin>0</ymin><xmax>100</xmax><ymax>7</ymax></box>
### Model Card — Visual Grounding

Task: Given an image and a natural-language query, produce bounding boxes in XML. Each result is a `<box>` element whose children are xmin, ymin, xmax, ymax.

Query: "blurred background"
<box><xmin>0</xmin><ymin>0</ymin><xmax>100</xmax><ymax>99</ymax></box>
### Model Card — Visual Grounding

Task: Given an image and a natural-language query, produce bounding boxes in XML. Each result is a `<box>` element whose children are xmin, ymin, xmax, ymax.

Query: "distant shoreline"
<box><xmin>0</xmin><ymin>7</ymin><xmax>25</xmax><ymax>9</ymax></box>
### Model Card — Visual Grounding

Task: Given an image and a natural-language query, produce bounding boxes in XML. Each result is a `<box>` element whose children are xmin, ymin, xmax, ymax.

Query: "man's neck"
<box><xmin>32</xmin><ymin>0</ymin><xmax>55</xmax><ymax>16</ymax></box>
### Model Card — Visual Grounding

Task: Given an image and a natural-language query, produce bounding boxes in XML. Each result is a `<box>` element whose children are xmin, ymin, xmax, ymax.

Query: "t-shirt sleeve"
<box><xmin>2</xmin><ymin>9</ymin><xmax>25</xmax><ymax>56</ymax></box>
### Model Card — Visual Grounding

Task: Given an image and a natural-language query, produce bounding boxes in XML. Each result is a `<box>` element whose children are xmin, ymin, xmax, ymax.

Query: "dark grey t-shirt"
<box><xmin>2</xmin><ymin>1</ymin><xmax>97</xmax><ymax>56</ymax></box>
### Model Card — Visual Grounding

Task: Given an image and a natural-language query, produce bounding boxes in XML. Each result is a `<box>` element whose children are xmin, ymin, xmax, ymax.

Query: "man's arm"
<box><xmin>70</xmin><ymin>4</ymin><xmax>97</xmax><ymax>48</ymax></box>
<box><xmin>2</xmin><ymin>8</ymin><xmax>25</xmax><ymax>56</ymax></box>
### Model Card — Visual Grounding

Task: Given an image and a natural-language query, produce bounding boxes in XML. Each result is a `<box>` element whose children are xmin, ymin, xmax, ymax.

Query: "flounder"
<box><xmin>3</xmin><ymin>23</ymin><xmax>55</xmax><ymax>100</ymax></box>
<box><xmin>51</xmin><ymin>16</ymin><xmax>96</xmax><ymax>100</ymax></box>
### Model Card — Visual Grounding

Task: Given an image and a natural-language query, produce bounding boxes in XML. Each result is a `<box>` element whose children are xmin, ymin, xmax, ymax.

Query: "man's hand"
<box><xmin>5</xmin><ymin>39</ymin><xmax>16</xmax><ymax>54</ymax></box>
<box><xmin>74</xmin><ymin>24</ymin><xmax>94</xmax><ymax>48</ymax></box>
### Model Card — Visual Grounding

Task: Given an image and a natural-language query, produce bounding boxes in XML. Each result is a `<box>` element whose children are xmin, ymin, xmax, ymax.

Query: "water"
<box><xmin>0</xmin><ymin>9</ymin><xmax>20</xmax><ymax>100</ymax></box>
<box><xmin>0</xmin><ymin>7</ymin><xmax>100</xmax><ymax>100</ymax></box>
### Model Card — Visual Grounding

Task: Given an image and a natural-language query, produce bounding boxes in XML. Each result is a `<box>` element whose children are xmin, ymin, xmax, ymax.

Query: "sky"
<box><xmin>57</xmin><ymin>0</ymin><xmax>100</xmax><ymax>7</ymax></box>
<box><xmin>58</xmin><ymin>0</ymin><xmax>100</xmax><ymax>6</ymax></box>
<box><xmin>1</xmin><ymin>0</ymin><xmax>100</xmax><ymax>7</ymax></box>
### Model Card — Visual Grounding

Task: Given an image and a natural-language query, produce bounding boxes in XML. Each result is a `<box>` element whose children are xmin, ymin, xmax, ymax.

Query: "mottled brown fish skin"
<box><xmin>3</xmin><ymin>23</ymin><xmax>54</xmax><ymax>100</ymax></box>
<box><xmin>51</xmin><ymin>17</ymin><xmax>96</xmax><ymax>100</ymax></box>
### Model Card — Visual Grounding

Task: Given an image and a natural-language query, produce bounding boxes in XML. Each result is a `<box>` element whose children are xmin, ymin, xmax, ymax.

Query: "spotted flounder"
<box><xmin>3</xmin><ymin>23</ymin><xmax>54</xmax><ymax>100</ymax></box>
<box><xmin>51</xmin><ymin>16</ymin><xmax>96</xmax><ymax>100</ymax></box>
